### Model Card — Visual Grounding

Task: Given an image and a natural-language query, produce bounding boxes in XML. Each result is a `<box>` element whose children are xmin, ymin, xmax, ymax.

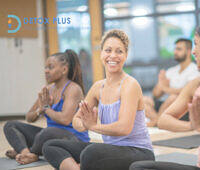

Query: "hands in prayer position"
<box><xmin>189</xmin><ymin>87</ymin><xmax>200</xmax><ymax>131</ymax></box>
<box><xmin>38</xmin><ymin>86</ymin><xmax>53</xmax><ymax>115</ymax></box>
<box><xmin>79</xmin><ymin>101</ymin><xmax>98</xmax><ymax>130</ymax></box>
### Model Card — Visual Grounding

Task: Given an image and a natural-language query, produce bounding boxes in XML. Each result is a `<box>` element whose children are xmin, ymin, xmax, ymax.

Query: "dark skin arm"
<box><xmin>26</xmin><ymin>99</ymin><xmax>41</xmax><ymax>122</ymax></box>
<box><xmin>26</xmin><ymin>85</ymin><xmax>53</xmax><ymax>122</ymax></box>
<box><xmin>45</xmin><ymin>82</ymin><xmax>84</xmax><ymax>126</ymax></box>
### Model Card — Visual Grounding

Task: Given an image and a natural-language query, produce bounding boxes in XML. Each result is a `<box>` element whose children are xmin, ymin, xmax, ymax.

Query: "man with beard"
<box><xmin>144</xmin><ymin>38</ymin><xmax>199</xmax><ymax>127</ymax></box>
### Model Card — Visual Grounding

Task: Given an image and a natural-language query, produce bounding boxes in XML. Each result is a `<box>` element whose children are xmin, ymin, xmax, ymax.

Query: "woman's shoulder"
<box><xmin>87</xmin><ymin>79</ymin><xmax>106</xmax><ymax>99</ymax></box>
<box><xmin>121</xmin><ymin>75</ymin><xmax>142</xmax><ymax>95</ymax></box>
<box><xmin>119</xmin><ymin>75</ymin><xmax>143</xmax><ymax>102</ymax></box>
<box><xmin>64</xmin><ymin>81</ymin><xmax>83</xmax><ymax>96</ymax></box>
<box><xmin>123</xmin><ymin>75</ymin><xmax>141</xmax><ymax>89</ymax></box>
<box><xmin>91</xmin><ymin>79</ymin><xmax>105</xmax><ymax>89</ymax></box>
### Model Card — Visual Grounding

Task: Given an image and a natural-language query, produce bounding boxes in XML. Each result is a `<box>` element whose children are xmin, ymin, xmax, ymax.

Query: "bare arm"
<box><xmin>90</xmin><ymin>78</ymin><xmax>141</xmax><ymax>136</ymax></box>
<box><xmin>157</xmin><ymin>78</ymin><xmax>199</xmax><ymax>132</ymax></box>
<box><xmin>26</xmin><ymin>84</ymin><xmax>54</xmax><ymax>122</ymax></box>
<box><xmin>72</xmin><ymin>81</ymin><xmax>100</xmax><ymax>132</ymax></box>
<box><xmin>189</xmin><ymin>85</ymin><xmax>200</xmax><ymax>131</ymax></box>
<box><xmin>45</xmin><ymin>83</ymin><xmax>84</xmax><ymax>125</ymax></box>
<box><xmin>26</xmin><ymin>99</ymin><xmax>41</xmax><ymax>122</ymax></box>
<box><xmin>153</xmin><ymin>70</ymin><xmax>168</xmax><ymax>98</ymax></box>
<box><xmin>153</xmin><ymin>84</ymin><xmax>164</xmax><ymax>98</ymax></box>
<box><xmin>162</xmin><ymin>86</ymin><xmax>183</xmax><ymax>95</ymax></box>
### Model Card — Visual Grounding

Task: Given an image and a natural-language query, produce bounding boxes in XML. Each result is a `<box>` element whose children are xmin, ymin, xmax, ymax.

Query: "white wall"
<box><xmin>0</xmin><ymin>0</ymin><xmax>46</xmax><ymax>116</ymax></box>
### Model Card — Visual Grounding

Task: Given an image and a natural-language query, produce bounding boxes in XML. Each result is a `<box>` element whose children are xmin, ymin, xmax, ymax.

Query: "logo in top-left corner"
<box><xmin>7</xmin><ymin>15</ymin><xmax>21</xmax><ymax>33</ymax></box>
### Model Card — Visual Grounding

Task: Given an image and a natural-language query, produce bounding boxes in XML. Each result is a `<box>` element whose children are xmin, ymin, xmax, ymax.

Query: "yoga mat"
<box><xmin>153</xmin><ymin>134</ymin><xmax>200</xmax><ymax>149</ymax></box>
<box><xmin>156</xmin><ymin>152</ymin><xmax>197</xmax><ymax>166</ymax></box>
<box><xmin>0</xmin><ymin>157</ymin><xmax>48</xmax><ymax>170</ymax></box>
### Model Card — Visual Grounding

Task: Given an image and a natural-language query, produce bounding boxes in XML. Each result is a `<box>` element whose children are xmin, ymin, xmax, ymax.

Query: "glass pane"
<box><xmin>104</xmin><ymin>0</ymin><xmax>155</xmax><ymax>18</ymax></box>
<box><xmin>158</xmin><ymin>14</ymin><xmax>195</xmax><ymax>59</ymax></box>
<box><xmin>156</xmin><ymin>0</ymin><xmax>195</xmax><ymax>13</ymax></box>
<box><xmin>57</xmin><ymin>0</ymin><xmax>88</xmax><ymax>13</ymax></box>
<box><xmin>56</xmin><ymin>0</ymin><xmax>93</xmax><ymax>93</ymax></box>
<box><xmin>105</xmin><ymin>17</ymin><xmax>158</xmax><ymax>64</ymax></box>
<box><xmin>56</xmin><ymin>12</ymin><xmax>91</xmax><ymax>52</ymax></box>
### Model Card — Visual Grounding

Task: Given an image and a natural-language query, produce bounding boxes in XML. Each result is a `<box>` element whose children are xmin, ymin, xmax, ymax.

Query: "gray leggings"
<box><xmin>129</xmin><ymin>161</ymin><xmax>200</xmax><ymax>170</ymax></box>
<box><xmin>3</xmin><ymin>120</ymin><xmax>79</xmax><ymax>155</ymax></box>
<box><xmin>42</xmin><ymin>139</ymin><xmax>155</xmax><ymax>170</ymax></box>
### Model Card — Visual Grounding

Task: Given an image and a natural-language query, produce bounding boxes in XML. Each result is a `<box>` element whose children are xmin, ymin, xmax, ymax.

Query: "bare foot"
<box><xmin>5</xmin><ymin>150</ymin><xmax>17</xmax><ymax>159</ymax></box>
<box><xmin>16</xmin><ymin>153</ymin><xmax>38</xmax><ymax>164</ymax></box>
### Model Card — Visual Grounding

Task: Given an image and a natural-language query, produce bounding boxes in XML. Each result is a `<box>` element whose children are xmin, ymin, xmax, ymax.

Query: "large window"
<box><xmin>104</xmin><ymin>0</ymin><xmax>154</xmax><ymax>18</ymax></box>
<box><xmin>56</xmin><ymin>0</ymin><xmax>92</xmax><ymax>93</ymax></box>
<box><xmin>158</xmin><ymin>14</ymin><xmax>195</xmax><ymax>59</ymax></box>
<box><xmin>156</xmin><ymin>0</ymin><xmax>195</xmax><ymax>13</ymax></box>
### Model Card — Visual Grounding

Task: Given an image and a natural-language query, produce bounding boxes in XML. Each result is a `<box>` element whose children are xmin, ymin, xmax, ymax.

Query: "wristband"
<box><xmin>43</xmin><ymin>105</ymin><xmax>51</xmax><ymax>112</ymax></box>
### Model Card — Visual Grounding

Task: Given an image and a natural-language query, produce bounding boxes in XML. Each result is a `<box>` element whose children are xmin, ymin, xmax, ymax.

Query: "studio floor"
<box><xmin>0</xmin><ymin>117</ymin><xmax>199</xmax><ymax>170</ymax></box>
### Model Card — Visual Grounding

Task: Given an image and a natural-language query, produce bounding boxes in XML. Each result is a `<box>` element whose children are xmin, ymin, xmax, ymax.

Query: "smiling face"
<box><xmin>45</xmin><ymin>56</ymin><xmax>68</xmax><ymax>84</ymax></box>
<box><xmin>101</xmin><ymin>37</ymin><xmax>127</xmax><ymax>73</ymax></box>
<box><xmin>193</xmin><ymin>34</ymin><xmax>200</xmax><ymax>70</ymax></box>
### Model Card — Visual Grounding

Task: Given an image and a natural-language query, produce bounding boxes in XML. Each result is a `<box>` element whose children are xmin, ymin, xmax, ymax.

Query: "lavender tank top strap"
<box><xmin>61</xmin><ymin>80</ymin><xmax>71</xmax><ymax>97</ymax></box>
<box><xmin>99</xmin><ymin>79</ymin><xmax>106</xmax><ymax>100</ymax></box>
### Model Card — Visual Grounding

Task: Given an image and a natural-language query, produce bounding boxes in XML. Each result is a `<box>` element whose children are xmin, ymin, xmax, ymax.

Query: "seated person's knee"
<box><xmin>34</xmin><ymin>127</ymin><xmax>54</xmax><ymax>142</ymax></box>
<box><xmin>3</xmin><ymin>120</ymin><xmax>19</xmax><ymax>133</ymax></box>
<box><xmin>80</xmin><ymin>144</ymin><xmax>98</xmax><ymax>169</ymax></box>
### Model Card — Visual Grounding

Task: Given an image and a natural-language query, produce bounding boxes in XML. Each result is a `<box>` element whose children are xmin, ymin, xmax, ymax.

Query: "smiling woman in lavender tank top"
<box><xmin>42</xmin><ymin>29</ymin><xmax>155</xmax><ymax>170</ymax></box>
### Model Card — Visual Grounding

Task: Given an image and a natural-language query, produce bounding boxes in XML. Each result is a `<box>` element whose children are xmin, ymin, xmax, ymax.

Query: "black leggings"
<box><xmin>42</xmin><ymin>139</ymin><xmax>155</xmax><ymax>170</ymax></box>
<box><xmin>129</xmin><ymin>161</ymin><xmax>200</xmax><ymax>170</ymax></box>
<box><xmin>3</xmin><ymin>120</ymin><xmax>80</xmax><ymax>155</ymax></box>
